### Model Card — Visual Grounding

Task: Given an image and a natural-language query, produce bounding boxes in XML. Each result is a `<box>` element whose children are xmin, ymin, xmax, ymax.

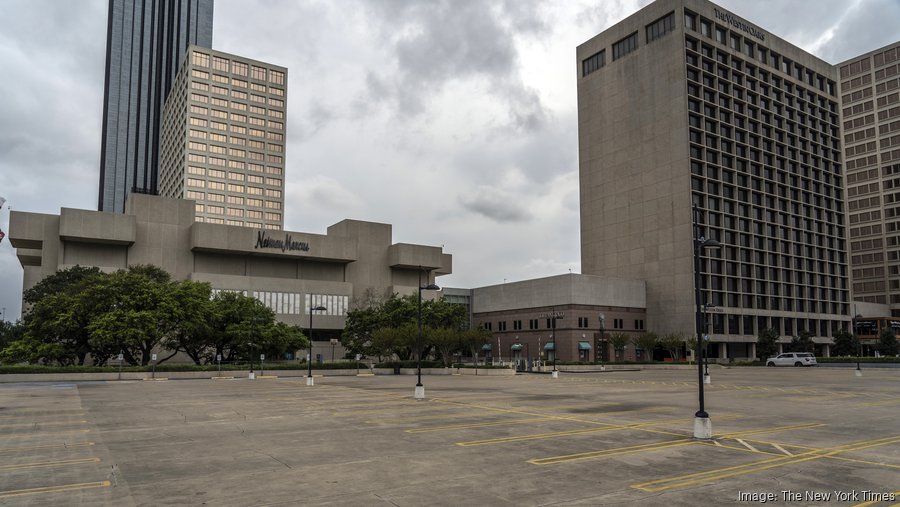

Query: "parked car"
<box><xmin>766</xmin><ymin>352</ymin><xmax>817</xmax><ymax>367</ymax></box>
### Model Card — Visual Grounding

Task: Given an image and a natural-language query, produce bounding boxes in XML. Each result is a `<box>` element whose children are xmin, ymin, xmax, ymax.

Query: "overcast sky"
<box><xmin>1</xmin><ymin>0</ymin><xmax>898</xmax><ymax>322</ymax></box>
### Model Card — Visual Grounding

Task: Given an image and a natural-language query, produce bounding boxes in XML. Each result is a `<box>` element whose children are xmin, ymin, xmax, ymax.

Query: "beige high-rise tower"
<box><xmin>577</xmin><ymin>0</ymin><xmax>851</xmax><ymax>359</ymax></box>
<box><xmin>837</xmin><ymin>42</ymin><xmax>900</xmax><ymax>310</ymax></box>
<box><xmin>159</xmin><ymin>46</ymin><xmax>287</xmax><ymax>230</ymax></box>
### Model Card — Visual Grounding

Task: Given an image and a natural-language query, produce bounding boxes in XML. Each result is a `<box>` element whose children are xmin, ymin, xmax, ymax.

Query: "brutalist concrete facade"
<box><xmin>838</xmin><ymin>42</ymin><xmax>900</xmax><ymax>310</ymax></box>
<box><xmin>578</xmin><ymin>0</ymin><xmax>851</xmax><ymax>359</ymax></box>
<box><xmin>10</xmin><ymin>193</ymin><xmax>451</xmax><ymax>335</ymax></box>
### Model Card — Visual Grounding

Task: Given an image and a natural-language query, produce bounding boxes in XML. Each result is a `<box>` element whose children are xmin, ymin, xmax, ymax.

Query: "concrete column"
<box><xmin>719</xmin><ymin>342</ymin><xmax>727</xmax><ymax>360</ymax></box>
<box><xmin>777</xmin><ymin>342</ymin><xmax>783</xmax><ymax>354</ymax></box>
<box><xmin>823</xmin><ymin>344</ymin><xmax>830</xmax><ymax>357</ymax></box>
<box><xmin>749</xmin><ymin>342</ymin><xmax>756</xmax><ymax>360</ymax></box>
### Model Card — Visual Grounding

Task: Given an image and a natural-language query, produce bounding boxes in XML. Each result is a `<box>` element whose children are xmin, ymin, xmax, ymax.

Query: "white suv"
<box><xmin>766</xmin><ymin>352</ymin><xmax>817</xmax><ymax>367</ymax></box>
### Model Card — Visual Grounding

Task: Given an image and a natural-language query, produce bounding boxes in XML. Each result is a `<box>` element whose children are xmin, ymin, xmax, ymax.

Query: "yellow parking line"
<box><xmin>828</xmin><ymin>456</ymin><xmax>900</xmax><ymax>470</ymax></box>
<box><xmin>0</xmin><ymin>481</ymin><xmax>111</xmax><ymax>499</ymax></box>
<box><xmin>529</xmin><ymin>439</ymin><xmax>695</xmax><ymax>465</ymax></box>
<box><xmin>366</xmin><ymin>412</ymin><xmax>507</xmax><ymax>424</ymax></box>
<box><xmin>0</xmin><ymin>457</ymin><xmax>100</xmax><ymax>471</ymax></box>
<box><xmin>632</xmin><ymin>435</ymin><xmax>900</xmax><ymax>492</ymax></box>
<box><xmin>406</xmin><ymin>417</ymin><xmax>550</xmax><ymax>433</ymax></box>
<box><xmin>718</xmin><ymin>422</ymin><xmax>825</xmax><ymax>439</ymax></box>
<box><xmin>457</xmin><ymin>416</ymin><xmax>730</xmax><ymax>447</ymax></box>
<box><xmin>855</xmin><ymin>399</ymin><xmax>900</xmax><ymax>408</ymax></box>
<box><xmin>0</xmin><ymin>420</ymin><xmax>89</xmax><ymax>429</ymax></box>
<box><xmin>0</xmin><ymin>442</ymin><xmax>95</xmax><ymax>454</ymax></box>
<box><xmin>0</xmin><ymin>429</ymin><xmax>91</xmax><ymax>439</ymax></box>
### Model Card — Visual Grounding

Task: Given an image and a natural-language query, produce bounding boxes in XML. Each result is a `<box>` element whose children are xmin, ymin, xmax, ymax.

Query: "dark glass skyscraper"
<box><xmin>98</xmin><ymin>0</ymin><xmax>214</xmax><ymax>213</ymax></box>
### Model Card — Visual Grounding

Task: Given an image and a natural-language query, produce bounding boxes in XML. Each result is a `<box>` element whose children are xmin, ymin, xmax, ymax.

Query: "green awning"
<box><xmin>482</xmin><ymin>343</ymin><xmax>492</xmax><ymax>351</ymax></box>
<box><xmin>544</xmin><ymin>342</ymin><xmax>555</xmax><ymax>351</ymax></box>
<box><xmin>578</xmin><ymin>341</ymin><xmax>592</xmax><ymax>350</ymax></box>
<box><xmin>511</xmin><ymin>344</ymin><xmax>523</xmax><ymax>351</ymax></box>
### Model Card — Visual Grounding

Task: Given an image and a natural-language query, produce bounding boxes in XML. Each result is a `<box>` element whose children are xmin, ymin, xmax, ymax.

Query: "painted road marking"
<box><xmin>0</xmin><ymin>429</ymin><xmax>91</xmax><ymax>439</ymax></box>
<box><xmin>632</xmin><ymin>434</ymin><xmax>900</xmax><ymax>492</ymax></box>
<box><xmin>406</xmin><ymin>417</ymin><xmax>550</xmax><ymax>433</ymax></box>
<box><xmin>735</xmin><ymin>439</ymin><xmax>758</xmax><ymax>453</ymax></box>
<box><xmin>458</xmin><ymin>415</ymin><xmax>742</xmax><ymax>447</ymax></box>
<box><xmin>0</xmin><ymin>457</ymin><xmax>100</xmax><ymax>471</ymax></box>
<box><xmin>0</xmin><ymin>442</ymin><xmax>95</xmax><ymax>454</ymax></box>
<box><xmin>772</xmin><ymin>443</ymin><xmax>793</xmax><ymax>456</ymax></box>
<box><xmin>718</xmin><ymin>422</ymin><xmax>825</xmax><ymax>439</ymax></box>
<box><xmin>0</xmin><ymin>420</ymin><xmax>88</xmax><ymax>429</ymax></box>
<box><xmin>529</xmin><ymin>439</ymin><xmax>696</xmax><ymax>465</ymax></box>
<box><xmin>0</xmin><ymin>481</ymin><xmax>111</xmax><ymax>499</ymax></box>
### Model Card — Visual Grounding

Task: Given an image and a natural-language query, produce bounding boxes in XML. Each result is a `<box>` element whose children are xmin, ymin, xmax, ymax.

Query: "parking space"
<box><xmin>0</xmin><ymin>368</ymin><xmax>897</xmax><ymax>505</ymax></box>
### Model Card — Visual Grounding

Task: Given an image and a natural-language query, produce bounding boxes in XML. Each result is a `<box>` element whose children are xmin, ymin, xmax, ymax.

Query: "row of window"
<box><xmin>187</xmin><ymin>151</ymin><xmax>283</xmax><ymax>166</ymax></box>
<box><xmin>191</xmin><ymin>85</ymin><xmax>284</xmax><ymax>108</ymax></box>
<box><xmin>481</xmin><ymin>317</ymin><xmax>644</xmax><ymax>331</ymax></box>
<box><xmin>685</xmin><ymin>9</ymin><xmax>836</xmax><ymax>96</ymax></box>
<box><xmin>704</xmin><ymin>314</ymin><xmax>846</xmax><ymax>338</ymax></box>
<box><xmin>582</xmin><ymin>11</ymin><xmax>674</xmax><ymax>77</ymax></box>
<box><xmin>191</xmin><ymin>69</ymin><xmax>285</xmax><ymax>96</ymax></box>
<box><xmin>186</xmin><ymin>190</ymin><xmax>281</xmax><ymax>203</ymax></box>
<box><xmin>192</xmin><ymin>51</ymin><xmax>285</xmax><ymax>85</ymax></box>
<box><xmin>197</xmin><ymin>216</ymin><xmax>280</xmax><ymax>228</ymax></box>
<box><xmin>189</xmin><ymin>74</ymin><xmax>285</xmax><ymax>103</ymax></box>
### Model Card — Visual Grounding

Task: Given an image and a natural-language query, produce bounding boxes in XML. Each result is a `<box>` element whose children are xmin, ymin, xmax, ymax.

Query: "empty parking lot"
<box><xmin>0</xmin><ymin>367</ymin><xmax>897</xmax><ymax>506</ymax></box>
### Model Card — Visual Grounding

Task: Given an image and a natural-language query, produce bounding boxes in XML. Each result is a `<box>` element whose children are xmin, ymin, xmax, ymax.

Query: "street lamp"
<box><xmin>693</xmin><ymin>203</ymin><xmax>720</xmax><ymax>439</ymax></box>
<box><xmin>416</xmin><ymin>268</ymin><xmax>440</xmax><ymax>399</ymax></box>
<box><xmin>551</xmin><ymin>312</ymin><xmax>559</xmax><ymax>379</ymax></box>
<box><xmin>307</xmin><ymin>303</ymin><xmax>327</xmax><ymax>386</ymax></box>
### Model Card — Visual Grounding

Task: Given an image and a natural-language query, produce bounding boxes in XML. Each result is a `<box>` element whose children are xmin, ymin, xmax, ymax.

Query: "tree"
<box><xmin>88</xmin><ymin>266</ymin><xmax>176</xmax><ymax>365</ymax></box>
<box><xmin>609</xmin><ymin>332</ymin><xmax>630</xmax><ymax>361</ymax></box>
<box><xmin>342</xmin><ymin>292</ymin><xmax>467</xmax><ymax>359</ymax></box>
<box><xmin>428</xmin><ymin>327</ymin><xmax>460</xmax><ymax>366</ymax></box>
<box><xmin>164</xmin><ymin>281</ymin><xmax>217</xmax><ymax>364</ymax></box>
<box><xmin>831</xmin><ymin>329</ymin><xmax>858</xmax><ymax>357</ymax></box>
<box><xmin>463</xmin><ymin>327</ymin><xmax>491</xmax><ymax>363</ymax></box>
<box><xmin>756</xmin><ymin>328</ymin><xmax>779</xmax><ymax>362</ymax></box>
<box><xmin>633</xmin><ymin>332</ymin><xmax>659</xmax><ymax>362</ymax></box>
<box><xmin>18</xmin><ymin>267</ymin><xmax>107</xmax><ymax>365</ymax></box>
<box><xmin>659</xmin><ymin>332</ymin><xmax>689</xmax><ymax>360</ymax></box>
<box><xmin>208</xmin><ymin>291</ymin><xmax>278</xmax><ymax>363</ymax></box>
<box><xmin>877</xmin><ymin>328</ymin><xmax>899</xmax><ymax>356</ymax></box>
<box><xmin>0</xmin><ymin>320</ymin><xmax>25</xmax><ymax>353</ymax></box>
<box><xmin>370</xmin><ymin>324</ymin><xmax>417</xmax><ymax>360</ymax></box>
<box><xmin>790</xmin><ymin>330</ymin><xmax>815</xmax><ymax>353</ymax></box>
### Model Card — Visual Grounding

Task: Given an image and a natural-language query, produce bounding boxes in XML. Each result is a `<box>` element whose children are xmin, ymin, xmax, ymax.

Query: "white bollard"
<box><xmin>306</xmin><ymin>376</ymin><xmax>314</xmax><ymax>386</ymax></box>
<box><xmin>693</xmin><ymin>416</ymin><xmax>712</xmax><ymax>439</ymax></box>
<box><xmin>551</xmin><ymin>370</ymin><xmax>559</xmax><ymax>379</ymax></box>
<box><xmin>248</xmin><ymin>372</ymin><xmax>256</xmax><ymax>380</ymax></box>
<box><xmin>414</xmin><ymin>385</ymin><xmax>425</xmax><ymax>400</ymax></box>
<box><xmin>703</xmin><ymin>374</ymin><xmax>711</xmax><ymax>384</ymax></box>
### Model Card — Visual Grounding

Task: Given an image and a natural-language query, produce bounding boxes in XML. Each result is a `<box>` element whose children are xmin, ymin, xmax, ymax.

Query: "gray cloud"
<box><xmin>459</xmin><ymin>187</ymin><xmax>533</xmax><ymax>223</ymax></box>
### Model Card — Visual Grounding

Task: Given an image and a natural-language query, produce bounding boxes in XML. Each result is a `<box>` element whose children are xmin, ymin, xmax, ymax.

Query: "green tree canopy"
<box><xmin>609</xmin><ymin>332</ymin><xmax>630</xmax><ymax>360</ymax></box>
<box><xmin>659</xmin><ymin>332</ymin><xmax>689</xmax><ymax>360</ymax></box>
<box><xmin>756</xmin><ymin>328</ymin><xmax>779</xmax><ymax>361</ymax></box>
<box><xmin>790</xmin><ymin>330</ymin><xmax>815</xmax><ymax>353</ymax></box>
<box><xmin>877</xmin><ymin>328</ymin><xmax>899</xmax><ymax>356</ymax></box>
<box><xmin>633</xmin><ymin>331</ymin><xmax>659</xmax><ymax>361</ymax></box>
<box><xmin>831</xmin><ymin>329</ymin><xmax>858</xmax><ymax>357</ymax></box>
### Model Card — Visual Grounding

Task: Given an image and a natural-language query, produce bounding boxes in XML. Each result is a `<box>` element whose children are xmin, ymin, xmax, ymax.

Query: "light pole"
<box><xmin>551</xmin><ymin>312</ymin><xmax>559</xmax><ymax>379</ymax></box>
<box><xmin>599</xmin><ymin>313</ymin><xmax>606</xmax><ymax>371</ymax></box>
<box><xmin>416</xmin><ymin>268</ymin><xmax>440</xmax><ymax>399</ymax></box>
<box><xmin>693</xmin><ymin>203</ymin><xmax>720</xmax><ymax>439</ymax></box>
<box><xmin>307</xmin><ymin>304</ymin><xmax>327</xmax><ymax>386</ymax></box>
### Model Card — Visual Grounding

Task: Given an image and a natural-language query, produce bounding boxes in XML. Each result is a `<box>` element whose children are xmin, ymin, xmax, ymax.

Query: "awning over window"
<box><xmin>511</xmin><ymin>344</ymin><xmax>523</xmax><ymax>351</ymax></box>
<box><xmin>578</xmin><ymin>341</ymin><xmax>592</xmax><ymax>350</ymax></box>
<box><xmin>544</xmin><ymin>342</ymin><xmax>555</xmax><ymax>351</ymax></box>
<box><xmin>482</xmin><ymin>343</ymin><xmax>492</xmax><ymax>351</ymax></box>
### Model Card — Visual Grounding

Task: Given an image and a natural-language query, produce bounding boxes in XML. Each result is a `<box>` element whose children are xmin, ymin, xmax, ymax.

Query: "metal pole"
<box><xmin>417</xmin><ymin>269</ymin><xmax>423</xmax><ymax>389</ymax></box>
<box><xmin>308</xmin><ymin>309</ymin><xmax>314</xmax><ymax>381</ymax></box>
<box><xmin>694</xmin><ymin>204</ymin><xmax>707</xmax><ymax>419</ymax></box>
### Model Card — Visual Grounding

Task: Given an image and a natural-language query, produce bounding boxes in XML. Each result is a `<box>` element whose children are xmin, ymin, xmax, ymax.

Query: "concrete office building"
<box><xmin>838</xmin><ymin>42</ymin><xmax>900</xmax><ymax>311</ymax></box>
<box><xmin>465</xmin><ymin>274</ymin><xmax>647</xmax><ymax>364</ymax></box>
<box><xmin>99</xmin><ymin>0</ymin><xmax>214</xmax><ymax>213</ymax></box>
<box><xmin>159</xmin><ymin>46</ymin><xmax>288</xmax><ymax>230</ymax></box>
<box><xmin>9</xmin><ymin>194</ymin><xmax>451</xmax><ymax>356</ymax></box>
<box><xmin>577</xmin><ymin>0</ymin><xmax>851</xmax><ymax>359</ymax></box>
